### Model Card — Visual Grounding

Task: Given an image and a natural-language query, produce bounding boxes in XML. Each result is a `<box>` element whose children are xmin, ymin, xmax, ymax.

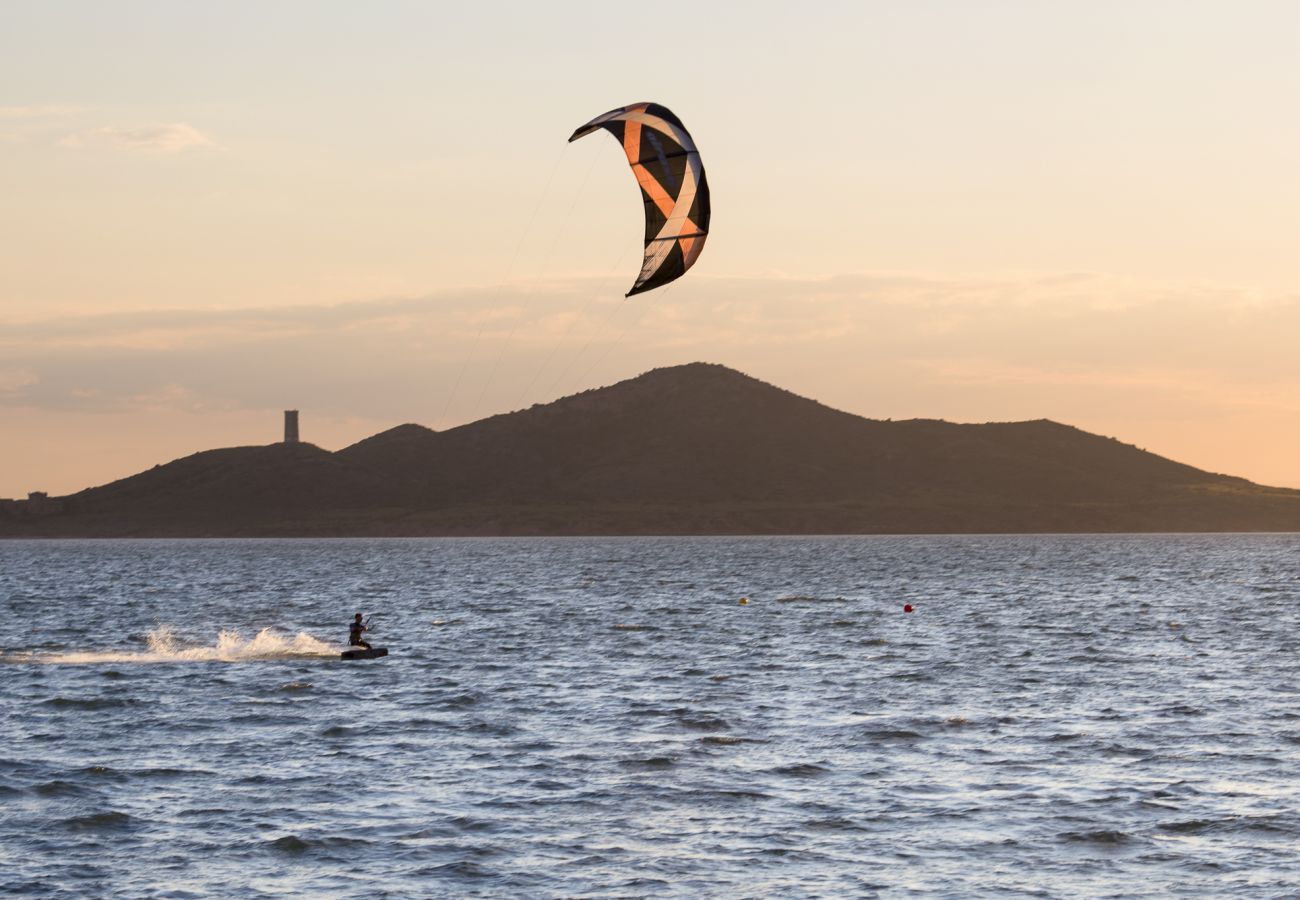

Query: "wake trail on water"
<box><xmin>3</xmin><ymin>625</ymin><xmax>339</xmax><ymax>664</ymax></box>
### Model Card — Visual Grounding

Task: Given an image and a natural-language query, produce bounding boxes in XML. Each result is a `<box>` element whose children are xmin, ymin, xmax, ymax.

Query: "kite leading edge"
<box><xmin>569</xmin><ymin>102</ymin><xmax>710</xmax><ymax>297</ymax></box>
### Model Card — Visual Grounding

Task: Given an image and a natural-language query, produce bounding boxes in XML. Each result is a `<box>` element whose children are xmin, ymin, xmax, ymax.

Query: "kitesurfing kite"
<box><xmin>569</xmin><ymin>102</ymin><xmax>710</xmax><ymax>297</ymax></box>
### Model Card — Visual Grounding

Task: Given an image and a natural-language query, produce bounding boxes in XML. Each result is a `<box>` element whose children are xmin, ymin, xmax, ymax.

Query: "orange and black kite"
<box><xmin>569</xmin><ymin>103</ymin><xmax>710</xmax><ymax>297</ymax></box>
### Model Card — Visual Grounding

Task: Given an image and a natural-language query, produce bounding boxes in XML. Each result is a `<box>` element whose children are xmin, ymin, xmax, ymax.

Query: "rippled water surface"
<box><xmin>3</xmin><ymin>535</ymin><xmax>1299</xmax><ymax>897</ymax></box>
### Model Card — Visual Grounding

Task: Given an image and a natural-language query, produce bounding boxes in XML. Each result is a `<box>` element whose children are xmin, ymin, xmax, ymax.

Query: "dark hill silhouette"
<box><xmin>37</xmin><ymin>443</ymin><xmax>407</xmax><ymax>537</ymax></box>
<box><xmin>341</xmin><ymin>364</ymin><xmax>1229</xmax><ymax>505</ymax></box>
<box><xmin>5</xmin><ymin>363</ymin><xmax>1299</xmax><ymax>536</ymax></box>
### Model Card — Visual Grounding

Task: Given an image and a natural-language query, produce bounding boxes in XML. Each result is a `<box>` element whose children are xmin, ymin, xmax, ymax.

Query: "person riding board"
<box><xmin>348</xmin><ymin>613</ymin><xmax>372</xmax><ymax>651</ymax></box>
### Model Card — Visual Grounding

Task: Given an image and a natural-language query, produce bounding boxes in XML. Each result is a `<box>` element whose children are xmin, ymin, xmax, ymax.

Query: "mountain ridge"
<box><xmin>3</xmin><ymin>362</ymin><xmax>1296</xmax><ymax>537</ymax></box>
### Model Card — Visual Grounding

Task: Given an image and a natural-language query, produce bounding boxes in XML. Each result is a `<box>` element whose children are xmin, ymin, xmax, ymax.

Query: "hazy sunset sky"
<box><xmin>3</xmin><ymin>1</ymin><xmax>1298</xmax><ymax>497</ymax></box>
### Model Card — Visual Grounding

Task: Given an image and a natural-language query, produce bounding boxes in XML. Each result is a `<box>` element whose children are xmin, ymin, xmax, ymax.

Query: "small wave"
<box><xmin>42</xmin><ymin>696</ymin><xmax>142</xmax><ymax>710</ymax></box>
<box><xmin>450</xmin><ymin>816</ymin><xmax>499</xmax><ymax>834</ymax></box>
<box><xmin>611</xmin><ymin>624</ymin><xmax>658</xmax><ymax>632</ymax></box>
<box><xmin>700</xmin><ymin>735</ymin><xmax>747</xmax><ymax>745</ymax></box>
<box><xmin>413</xmin><ymin>861</ymin><xmax>498</xmax><ymax>880</ymax></box>
<box><xmin>267</xmin><ymin>834</ymin><xmax>374</xmax><ymax>855</ymax></box>
<box><xmin>564</xmin><ymin>854</ymin><xmax>612</xmax><ymax>869</ymax></box>
<box><xmin>804</xmin><ymin>816</ymin><xmax>865</xmax><ymax>832</ymax></box>
<box><xmin>775</xmin><ymin>595</ymin><xmax>847</xmax><ymax>603</ymax></box>
<box><xmin>861</xmin><ymin>728</ymin><xmax>925</xmax><ymax>741</ymax></box>
<box><xmin>13</xmin><ymin>625</ymin><xmax>338</xmax><ymax>665</ymax></box>
<box><xmin>268</xmin><ymin>835</ymin><xmax>310</xmax><ymax>854</ymax></box>
<box><xmin>770</xmin><ymin>763</ymin><xmax>829</xmax><ymax>778</ymax></box>
<box><xmin>891</xmin><ymin>671</ymin><xmax>933</xmax><ymax>682</ymax></box>
<box><xmin>619</xmin><ymin>756</ymin><xmax>676</xmax><ymax>771</ymax></box>
<box><xmin>678</xmin><ymin>716</ymin><xmax>729</xmax><ymax>731</ymax></box>
<box><xmin>1059</xmin><ymin>829</ymin><xmax>1131</xmax><ymax>844</ymax></box>
<box><xmin>61</xmin><ymin>810</ymin><xmax>134</xmax><ymax>831</ymax></box>
<box><xmin>132</xmin><ymin>767</ymin><xmax>208</xmax><ymax>780</ymax></box>
<box><xmin>707</xmin><ymin>788</ymin><xmax>771</xmax><ymax>802</ymax></box>
<box><xmin>1163</xmin><ymin>815</ymin><xmax>1299</xmax><ymax>837</ymax></box>
<box><xmin>440</xmin><ymin>692</ymin><xmax>483</xmax><ymax>709</ymax></box>
<box><xmin>32</xmin><ymin>780</ymin><xmax>94</xmax><ymax>798</ymax></box>
<box><xmin>1162</xmin><ymin>818</ymin><xmax>1222</xmax><ymax>835</ymax></box>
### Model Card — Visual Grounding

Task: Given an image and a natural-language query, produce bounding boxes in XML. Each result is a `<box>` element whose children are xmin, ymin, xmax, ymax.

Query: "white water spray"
<box><xmin>5</xmin><ymin>625</ymin><xmax>339</xmax><ymax>665</ymax></box>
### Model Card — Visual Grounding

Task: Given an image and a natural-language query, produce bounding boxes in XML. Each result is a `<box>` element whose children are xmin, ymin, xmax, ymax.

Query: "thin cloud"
<box><xmin>0</xmin><ymin>105</ymin><xmax>85</xmax><ymax>119</ymax></box>
<box><xmin>1</xmin><ymin>271</ymin><xmax>1297</xmax><ymax>427</ymax></box>
<box><xmin>60</xmin><ymin>122</ymin><xmax>213</xmax><ymax>153</ymax></box>
<box><xmin>0</xmin><ymin>369</ymin><xmax>39</xmax><ymax>394</ymax></box>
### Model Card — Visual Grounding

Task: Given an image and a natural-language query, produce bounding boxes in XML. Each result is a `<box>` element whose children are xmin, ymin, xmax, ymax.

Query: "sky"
<box><xmin>3</xmin><ymin>0</ymin><xmax>1299</xmax><ymax>497</ymax></box>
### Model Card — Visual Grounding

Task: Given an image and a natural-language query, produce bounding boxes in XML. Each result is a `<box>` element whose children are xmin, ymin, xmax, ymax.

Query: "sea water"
<box><xmin>2</xmin><ymin>535</ymin><xmax>1298</xmax><ymax>898</ymax></box>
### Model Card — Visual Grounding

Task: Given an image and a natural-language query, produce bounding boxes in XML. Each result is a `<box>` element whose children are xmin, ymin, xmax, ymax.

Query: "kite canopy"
<box><xmin>569</xmin><ymin>102</ymin><xmax>710</xmax><ymax>297</ymax></box>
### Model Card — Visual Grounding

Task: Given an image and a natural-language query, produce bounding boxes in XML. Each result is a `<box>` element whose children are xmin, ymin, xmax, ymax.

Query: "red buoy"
<box><xmin>903</xmin><ymin>604</ymin><xmax>914</xmax><ymax>613</ymax></box>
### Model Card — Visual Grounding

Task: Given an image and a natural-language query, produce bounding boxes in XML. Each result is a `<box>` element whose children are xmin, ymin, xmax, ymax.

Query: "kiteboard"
<box><xmin>341</xmin><ymin>646</ymin><xmax>388</xmax><ymax>660</ymax></box>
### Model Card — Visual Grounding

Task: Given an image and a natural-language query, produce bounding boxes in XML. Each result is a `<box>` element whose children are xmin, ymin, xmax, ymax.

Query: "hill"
<box><xmin>4</xmin><ymin>363</ymin><xmax>1299</xmax><ymax>536</ymax></box>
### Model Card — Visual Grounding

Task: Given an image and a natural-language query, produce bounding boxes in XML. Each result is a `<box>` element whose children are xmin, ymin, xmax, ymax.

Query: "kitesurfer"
<box><xmin>348</xmin><ymin>613</ymin><xmax>372</xmax><ymax>651</ymax></box>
